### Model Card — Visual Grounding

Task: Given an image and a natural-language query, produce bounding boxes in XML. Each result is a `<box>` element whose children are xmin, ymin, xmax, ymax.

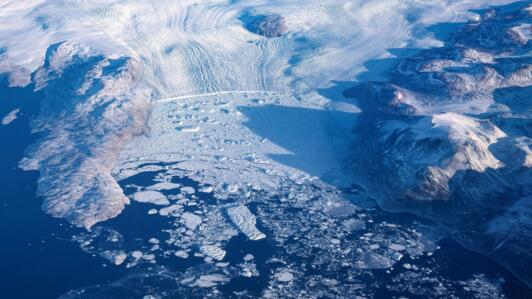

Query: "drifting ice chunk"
<box><xmin>2</xmin><ymin>108</ymin><xmax>19</xmax><ymax>125</ymax></box>
<box><xmin>131</xmin><ymin>251</ymin><xmax>143</xmax><ymax>259</ymax></box>
<box><xmin>174</xmin><ymin>250</ymin><xmax>189</xmax><ymax>259</ymax></box>
<box><xmin>227</xmin><ymin>205</ymin><xmax>266</xmax><ymax>240</ymax></box>
<box><xmin>201</xmin><ymin>244</ymin><xmax>226</xmax><ymax>261</ymax></box>
<box><xmin>191</xmin><ymin>274</ymin><xmax>228</xmax><ymax>288</ymax></box>
<box><xmin>330</xmin><ymin>238</ymin><xmax>341</xmax><ymax>245</ymax></box>
<box><xmin>159</xmin><ymin>204</ymin><xmax>182</xmax><ymax>217</ymax></box>
<box><xmin>243</xmin><ymin>254</ymin><xmax>254</xmax><ymax>261</ymax></box>
<box><xmin>358</xmin><ymin>251</ymin><xmax>394</xmax><ymax>269</ymax></box>
<box><xmin>199</xmin><ymin>186</ymin><xmax>214</xmax><ymax>193</ymax></box>
<box><xmin>182</xmin><ymin>212</ymin><xmax>202</xmax><ymax>230</ymax></box>
<box><xmin>276</xmin><ymin>271</ymin><xmax>294</xmax><ymax>282</ymax></box>
<box><xmin>180</xmin><ymin>186</ymin><xmax>195</xmax><ymax>194</ymax></box>
<box><xmin>389</xmin><ymin>244</ymin><xmax>406</xmax><ymax>251</ymax></box>
<box><xmin>132</xmin><ymin>191</ymin><xmax>169</xmax><ymax>206</ymax></box>
<box><xmin>113</xmin><ymin>252</ymin><xmax>127</xmax><ymax>266</ymax></box>
<box><xmin>147</xmin><ymin>181</ymin><xmax>180</xmax><ymax>191</ymax></box>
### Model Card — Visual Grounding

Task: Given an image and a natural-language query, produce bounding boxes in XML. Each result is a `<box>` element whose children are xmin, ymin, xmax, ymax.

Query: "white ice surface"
<box><xmin>1</xmin><ymin>108</ymin><xmax>19</xmax><ymax>125</ymax></box>
<box><xmin>132</xmin><ymin>191</ymin><xmax>170</xmax><ymax>206</ymax></box>
<box><xmin>0</xmin><ymin>0</ymin><xmax>517</xmax><ymax>235</ymax></box>
<box><xmin>227</xmin><ymin>205</ymin><xmax>266</xmax><ymax>241</ymax></box>
<box><xmin>181</xmin><ymin>212</ymin><xmax>202</xmax><ymax>230</ymax></box>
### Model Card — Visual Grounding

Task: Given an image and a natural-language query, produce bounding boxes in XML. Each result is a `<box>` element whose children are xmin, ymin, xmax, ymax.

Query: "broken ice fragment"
<box><xmin>159</xmin><ymin>204</ymin><xmax>182</xmax><ymax>217</ymax></box>
<box><xmin>113</xmin><ymin>252</ymin><xmax>127</xmax><ymax>266</ymax></box>
<box><xmin>147</xmin><ymin>181</ymin><xmax>180</xmax><ymax>191</ymax></box>
<box><xmin>191</xmin><ymin>274</ymin><xmax>228</xmax><ymax>288</ymax></box>
<box><xmin>201</xmin><ymin>244</ymin><xmax>226</xmax><ymax>261</ymax></box>
<box><xmin>199</xmin><ymin>186</ymin><xmax>214</xmax><ymax>193</ymax></box>
<box><xmin>176</xmin><ymin>126</ymin><xmax>200</xmax><ymax>133</ymax></box>
<box><xmin>389</xmin><ymin>243</ymin><xmax>406</xmax><ymax>251</ymax></box>
<box><xmin>132</xmin><ymin>191</ymin><xmax>169</xmax><ymax>206</ymax></box>
<box><xmin>358</xmin><ymin>251</ymin><xmax>394</xmax><ymax>269</ymax></box>
<box><xmin>2</xmin><ymin>108</ymin><xmax>19</xmax><ymax>125</ymax></box>
<box><xmin>174</xmin><ymin>250</ymin><xmax>189</xmax><ymax>259</ymax></box>
<box><xmin>180</xmin><ymin>186</ymin><xmax>195</xmax><ymax>194</ymax></box>
<box><xmin>275</xmin><ymin>271</ymin><xmax>294</xmax><ymax>282</ymax></box>
<box><xmin>227</xmin><ymin>205</ymin><xmax>265</xmax><ymax>240</ymax></box>
<box><xmin>342</xmin><ymin>218</ymin><xmax>365</xmax><ymax>231</ymax></box>
<box><xmin>131</xmin><ymin>250</ymin><xmax>143</xmax><ymax>260</ymax></box>
<box><xmin>181</xmin><ymin>212</ymin><xmax>202</xmax><ymax>230</ymax></box>
<box><xmin>243</xmin><ymin>254</ymin><xmax>254</xmax><ymax>261</ymax></box>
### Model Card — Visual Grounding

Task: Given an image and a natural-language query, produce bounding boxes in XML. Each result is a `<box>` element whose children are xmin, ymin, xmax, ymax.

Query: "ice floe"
<box><xmin>181</xmin><ymin>212</ymin><xmax>202</xmax><ymax>230</ymax></box>
<box><xmin>132</xmin><ymin>191</ymin><xmax>169</xmax><ymax>206</ymax></box>
<box><xmin>227</xmin><ymin>205</ymin><xmax>266</xmax><ymax>241</ymax></box>
<box><xmin>1</xmin><ymin>108</ymin><xmax>19</xmax><ymax>125</ymax></box>
<box><xmin>0</xmin><ymin>0</ymin><xmax>526</xmax><ymax>297</ymax></box>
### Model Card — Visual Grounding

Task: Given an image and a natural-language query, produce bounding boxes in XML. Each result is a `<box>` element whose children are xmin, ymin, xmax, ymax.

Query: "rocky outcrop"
<box><xmin>19</xmin><ymin>42</ymin><xmax>151</xmax><ymax>229</ymax></box>
<box><xmin>345</xmin><ymin>2</ymin><xmax>532</xmax><ymax>287</ymax></box>
<box><xmin>242</xmin><ymin>13</ymin><xmax>287</xmax><ymax>38</ymax></box>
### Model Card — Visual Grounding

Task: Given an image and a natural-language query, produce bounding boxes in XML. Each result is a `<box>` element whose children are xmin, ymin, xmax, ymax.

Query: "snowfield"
<box><xmin>1</xmin><ymin>0</ymin><xmax>505</xmax><ymax>229</ymax></box>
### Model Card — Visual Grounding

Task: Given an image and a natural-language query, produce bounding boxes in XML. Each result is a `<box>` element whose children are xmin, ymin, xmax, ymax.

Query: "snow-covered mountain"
<box><xmin>0</xmin><ymin>0</ymin><xmax>530</xmax><ymax>294</ymax></box>
<box><xmin>345</xmin><ymin>2</ymin><xmax>532</xmax><ymax>286</ymax></box>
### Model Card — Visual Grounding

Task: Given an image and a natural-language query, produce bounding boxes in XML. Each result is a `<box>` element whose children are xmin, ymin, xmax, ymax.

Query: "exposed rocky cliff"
<box><xmin>345</xmin><ymin>2</ymin><xmax>532</xmax><ymax>286</ymax></box>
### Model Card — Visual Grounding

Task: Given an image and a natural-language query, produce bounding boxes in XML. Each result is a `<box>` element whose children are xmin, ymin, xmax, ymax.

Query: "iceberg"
<box><xmin>227</xmin><ymin>205</ymin><xmax>266</xmax><ymax>241</ymax></box>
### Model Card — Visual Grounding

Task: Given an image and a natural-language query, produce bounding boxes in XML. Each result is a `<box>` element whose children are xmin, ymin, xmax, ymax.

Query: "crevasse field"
<box><xmin>0</xmin><ymin>0</ymin><xmax>531</xmax><ymax>298</ymax></box>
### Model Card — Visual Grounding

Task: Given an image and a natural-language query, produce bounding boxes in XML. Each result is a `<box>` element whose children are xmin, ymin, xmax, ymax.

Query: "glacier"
<box><xmin>0</xmin><ymin>0</ymin><xmax>530</xmax><ymax>297</ymax></box>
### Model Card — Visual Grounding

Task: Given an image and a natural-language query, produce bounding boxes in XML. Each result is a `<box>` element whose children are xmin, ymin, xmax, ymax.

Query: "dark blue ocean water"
<box><xmin>1</xmin><ymin>83</ymin><xmax>531</xmax><ymax>298</ymax></box>
<box><xmin>0</xmin><ymin>84</ymin><xmax>126</xmax><ymax>299</ymax></box>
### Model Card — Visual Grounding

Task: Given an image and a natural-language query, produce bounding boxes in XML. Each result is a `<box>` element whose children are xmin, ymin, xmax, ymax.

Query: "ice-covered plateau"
<box><xmin>344</xmin><ymin>3</ymin><xmax>532</xmax><ymax>286</ymax></box>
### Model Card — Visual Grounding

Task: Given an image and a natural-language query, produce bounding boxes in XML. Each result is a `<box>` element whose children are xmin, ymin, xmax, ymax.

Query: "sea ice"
<box><xmin>180</xmin><ymin>187</ymin><xmax>195</xmax><ymax>194</ymax></box>
<box><xmin>131</xmin><ymin>251</ymin><xmax>143</xmax><ymax>260</ymax></box>
<box><xmin>275</xmin><ymin>271</ymin><xmax>294</xmax><ymax>282</ymax></box>
<box><xmin>0</xmin><ymin>0</ymin><xmax>525</xmax><ymax>295</ymax></box>
<box><xmin>181</xmin><ymin>212</ymin><xmax>202</xmax><ymax>230</ymax></box>
<box><xmin>190</xmin><ymin>274</ymin><xmax>228</xmax><ymax>288</ymax></box>
<box><xmin>226</xmin><ymin>205</ymin><xmax>266</xmax><ymax>241</ymax></box>
<box><xmin>159</xmin><ymin>205</ymin><xmax>182</xmax><ymax>217</ymax></box>
<box><xmin>147</xmin><ymin>182</ymin><xmax>180</xmax><ymax>191</ymax></box>
<box><xmin>1</xmin><ymin>108</ymin><xmax>19</xmax><ymax>125</ymax></box>
<box><xmin>132</xmin><ymin>191</ymin><xmax>170</xmax><ymax>206</ymax></box>
<box><xmin>201</xmin><ymin>245</ymin><xmax>226</xmax><ymax>261</ymax></box>
<box><xmin>113</xmin><ymin>252</ymin><xmax>127</xmax><ymax>266</ymax></box>
<box><xmin>174</xmin><ymin>250</ymin><xmax>189</xmax><ymax>259</ymax></box>
<box><xmin>389</xmin><ymin>244</ymin><xmax>406</xmax><ymax>251</ymax></box>
<box><xmin>198</xmin><ymin>186</ymin><xmax>214</xmax><ymax>193</ymax></box>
